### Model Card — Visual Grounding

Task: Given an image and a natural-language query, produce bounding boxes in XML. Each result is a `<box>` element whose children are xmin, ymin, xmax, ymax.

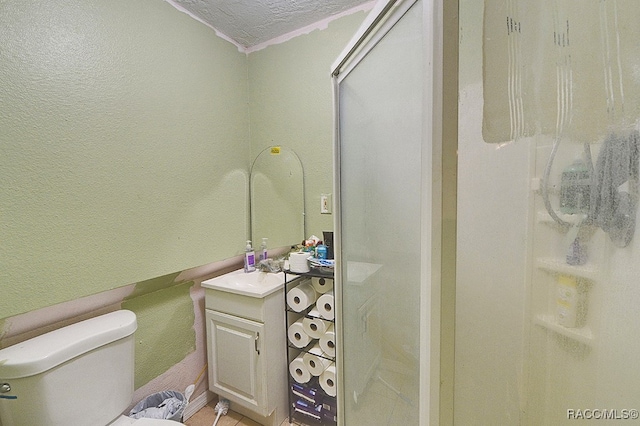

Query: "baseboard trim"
<box><xmin>183</xmin><ymin>390</ymin><xmax>214</xmax><ymax>421</ymax></box>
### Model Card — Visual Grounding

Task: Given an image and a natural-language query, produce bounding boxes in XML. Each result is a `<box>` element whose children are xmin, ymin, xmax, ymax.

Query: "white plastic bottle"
<box><xmin>557</xmin><ymin>274</ymin><xmax>585</xmax><ymax>327</ymax></box>
<box><xmin>244</xmin><ymin>240</ymin><xmax>256</xmax><ymax>272</ymax></box>
<box><xmin>260</xmin><ymin>238</ymin><xmax>268</xmax><ymax>262</ymax></box>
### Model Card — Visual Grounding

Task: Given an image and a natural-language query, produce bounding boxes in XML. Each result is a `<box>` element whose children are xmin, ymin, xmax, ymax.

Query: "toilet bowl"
<box><xmin>0</xmin><ymin>310</ymin><xmax>186</xmax><ymax>426</ymax></box>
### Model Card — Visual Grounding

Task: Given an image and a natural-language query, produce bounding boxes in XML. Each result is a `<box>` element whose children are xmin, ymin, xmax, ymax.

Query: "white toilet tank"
<box><xmin>0</xmin><ymin>310</ymin><xmax>137</xmax><ymax>426</ymax></box>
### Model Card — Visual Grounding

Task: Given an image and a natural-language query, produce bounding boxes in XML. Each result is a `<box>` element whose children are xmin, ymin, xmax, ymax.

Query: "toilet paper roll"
<box><xmin>289</xmin><ymin>353</ymin><xmax>312</xmax><ymax>384</ymax></box>
<box><xmin>287</xmin><ymin>281</ymin><xmax>318</xmax><ymax>312</ymax></box>
<box><xmin>288</xmin><ymin>319</ymin><xmax>312</xmax><ymax>348</ymax></box>
<box><xmin>289</xmin><ymin>252</ymin><xmax>311</xmax><ymax>273</ymax></box>
<box><xmin>303</xmin><ymin>343</ymin><xmax>332</xmax><ymax>376</ymax></box>
<box><xmin>319</xmin><ymin>324</ymin><xmax>336</xmax><ymax>357</ymax></box>
<box><xmin>311</xmin><ymin>277</ymin><xmax>334</xmax><ymax>294</ymax></box>
<box><xmin>319</xmin><ymin>363</ymin><xmax>337</xmax><ymax>397</ymax></box>
<box><xmin>316</xmin><ymin>291</ymin><xmax>334</xmax><ymax>320</ymax></box>
<box><xmin>302</xmin><ymin>310</ymin><xmax>329</xmax><ymax>339</ymax></box>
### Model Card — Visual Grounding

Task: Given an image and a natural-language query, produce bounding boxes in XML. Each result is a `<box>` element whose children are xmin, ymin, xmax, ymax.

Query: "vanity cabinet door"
<box><xmin>206</xmin><ymin>309</ymin><xmax>266</xmax><ymax>413</ymax></box>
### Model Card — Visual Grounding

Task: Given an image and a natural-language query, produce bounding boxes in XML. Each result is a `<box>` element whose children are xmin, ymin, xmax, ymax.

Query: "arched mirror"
<box><xmin>250</xmin><ymin>146</ymin><xmax>305</xmax><ymax>250</ymax></box>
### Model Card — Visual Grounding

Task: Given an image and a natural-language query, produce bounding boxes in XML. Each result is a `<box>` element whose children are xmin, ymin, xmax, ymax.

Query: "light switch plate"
<box><xmin>321</xmin><ymin>193</ymin><xmax>332</xmax><ymax>214</ymax></box>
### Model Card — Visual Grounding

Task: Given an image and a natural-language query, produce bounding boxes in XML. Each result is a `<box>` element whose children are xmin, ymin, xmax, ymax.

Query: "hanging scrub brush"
<box><xmin>212</xmin><ymin>398</ymin><xmax>230</xmax><ymax>426</ymax></box>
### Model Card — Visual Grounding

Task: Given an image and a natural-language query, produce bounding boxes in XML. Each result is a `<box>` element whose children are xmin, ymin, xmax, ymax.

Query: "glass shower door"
<box><xmin>334</xmin><ymin>0</ymin><xmax>424</xmax><ymax>424</ymax></box>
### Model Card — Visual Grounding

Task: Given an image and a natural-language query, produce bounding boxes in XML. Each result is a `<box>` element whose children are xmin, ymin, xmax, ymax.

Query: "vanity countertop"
<box><xmin>202</xmin><ymin>268</ymin><xmax>296</xmax><ymax>298</ymax></box>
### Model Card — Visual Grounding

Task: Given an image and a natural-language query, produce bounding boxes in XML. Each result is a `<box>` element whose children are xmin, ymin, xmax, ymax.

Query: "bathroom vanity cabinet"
<box><xmin>203</xmin><ymin>282</ymin><xmax>288</xmax><ymax>426</ymax></box>
<box><xmin>284</xmin><ymin>269</ymin><xmax>337</xmax><ymax>426</ymax></box>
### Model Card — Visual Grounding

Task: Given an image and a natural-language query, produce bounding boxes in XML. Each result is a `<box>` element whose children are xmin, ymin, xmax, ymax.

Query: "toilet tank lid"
<box><xmin>0</xmin><ymin>310</ymin><xmax>137</xmax><ymax>379</ymax></box>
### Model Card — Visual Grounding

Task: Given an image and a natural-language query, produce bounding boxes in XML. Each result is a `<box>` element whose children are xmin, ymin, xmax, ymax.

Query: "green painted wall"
<box><xmin>122</xmin><ymin>278</ymin><xmax>196</xmax><ymax>389</ymax></box>
<box><xmin>0</xmin><ymin>1</ymin><xmax>367</xmax><ymax>390</ymax></box>
<box><xmin>0</xmin><ymin>0</ymin><xmax>250</xmax><ymax>319</ymax></box>
<box><xmin>248</xmin><ymin>12</ymin><xmax>368</xmax><ymax>239</ymax></box>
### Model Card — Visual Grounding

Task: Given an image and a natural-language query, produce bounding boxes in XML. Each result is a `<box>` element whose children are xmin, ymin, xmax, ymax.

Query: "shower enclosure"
<box><xmin>335</xmin><ymin>0</ymin><xmax>640</xmax><ymax>424</ymax></box>
<box><xmin>456</xmin><ymin>0</ymin><xmax>640</xmax><ymax>424</ymax></box>
<box><xmin>332</xmin><ymin>0</ymin><xmax>445</xmax><ymax>424</ymax></box>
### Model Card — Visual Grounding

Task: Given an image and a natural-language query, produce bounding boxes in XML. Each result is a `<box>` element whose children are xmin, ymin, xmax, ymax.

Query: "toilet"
<box><xmin>0</xmin><ymin>310</ymin><xmax>184</xmax><ymax>426</ymax></box>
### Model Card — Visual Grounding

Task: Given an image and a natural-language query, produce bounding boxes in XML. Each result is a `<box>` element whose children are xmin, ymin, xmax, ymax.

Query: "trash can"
<box><xmin>129</xmin><ymin>390</ymin><xmax>187</xmax><ymax>422</ymax></box>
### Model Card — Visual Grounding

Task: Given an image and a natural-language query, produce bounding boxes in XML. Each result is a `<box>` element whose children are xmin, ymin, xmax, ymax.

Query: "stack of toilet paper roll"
<box><xmin>287</xmin><ymin>276</ymin><xmax>337</xmax><ymax>393</ymax></box>
<box><xmin>316</xmin><ymin>291</ymin><xmax>334</xmax><ymax>321</ymax></box>
<box><xmin>311</xmin><ymin>276</ymin><xmax>333</xmax><ymax>293</ymax></box>
<box><xmin>312</xmin><ymin>277</ymin><xmax>334</xmax><ymax>321</ymax></box>
<box><xmin>286</xmin><ymin>279</ymin><xmax>317</xmax><ymax>312</ymax></box>
<box><xmin>289</xmin><ymin>251</ymin><xmax>311</xmax><ymax>273</ymax></box>
<box><xmin>319</xmin><ymin>362</ymin><xmax>337</xmax><ymax>397</ymax></box>
<box><xmin>302</xmin><ymin>309</ymin><xmax>329</xmax><ymax>339</ymax></box>
<box><xmin>319</xmin><ymin>324</ymin><xmax>335</xmax><ymax>357</ymax></box>
<box><xmin>288</xmin><ymin>317</ymin><xmax>312</xmax><ymax>348</ymax></box>
<box><xmin>289</xmin><ymin>352</ymin><xmax>312</xmax><ymax>384</ymax></box>
<box><xmin>303</xmin><ymin>344</ymin><xmax>332</xmax><ymax>376</ymax></box>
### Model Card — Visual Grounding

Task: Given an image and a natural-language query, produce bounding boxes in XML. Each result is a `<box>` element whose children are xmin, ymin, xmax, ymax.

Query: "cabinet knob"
<box><xmin>255</xmin><ymin>333</ymin><xmax>260</xmax><ymax>355</ymax></box>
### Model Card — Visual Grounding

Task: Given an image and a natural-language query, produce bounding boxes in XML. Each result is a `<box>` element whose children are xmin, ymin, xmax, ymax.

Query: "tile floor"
<box><xmin>185</xmin><ymin>360</ymin><xmax>415</xmax><ymax>426</ymax></box>
<box><xmin>184</xmin><ymin>398</ymin><xmax>293</xmax><ymax>426</ymax></box>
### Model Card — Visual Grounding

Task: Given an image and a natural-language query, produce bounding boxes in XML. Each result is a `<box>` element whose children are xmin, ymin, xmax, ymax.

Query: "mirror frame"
<box><xmin>249</xmin><ymin>146</ymin><xmax>305</xmax><ymax>249</ymax></box>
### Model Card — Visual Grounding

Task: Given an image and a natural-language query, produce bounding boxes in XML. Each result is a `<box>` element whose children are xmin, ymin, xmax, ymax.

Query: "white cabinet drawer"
<box><xmin>205</xmin><ymin>289</ymin><xmax>266</xmax><ymax>322</ymax></box>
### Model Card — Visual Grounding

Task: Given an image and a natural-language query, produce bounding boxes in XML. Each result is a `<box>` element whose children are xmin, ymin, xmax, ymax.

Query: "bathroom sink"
<box><xmin>202</xmin><ymin>268</ymin><xmax>294</xmax><ymax>298</ymax></box>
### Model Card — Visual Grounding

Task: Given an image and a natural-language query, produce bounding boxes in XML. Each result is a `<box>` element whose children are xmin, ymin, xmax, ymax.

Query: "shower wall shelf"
<box><xmin>527</xmin><ymin>142</ymin><xmax>609</xmax><ymax>423</ymax></box>
<box><xmin>284</xmin><ymin>268</ymin><xmax>337</xmax><ymax>426</ymax></box>
<box><xmin>535</xmin><ymin>210</ymin><xmax>587</xmax><ymax>228</ymax></box>
<box><xmin>533</xmin><ymin>314</ymin><xmax>595</xmax><ymax>346</ymax></box>
<box><xmin>533</xmin><ymin>256</ymin><xmax>599</xmax><ymax>347</ymax></box>
<box><xmin>534</xmin><ymin>258</ymin><xmax>600</xmax><ymax>282</ymax></box>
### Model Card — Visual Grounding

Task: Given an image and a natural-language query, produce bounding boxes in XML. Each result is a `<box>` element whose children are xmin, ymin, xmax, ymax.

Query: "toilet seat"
<box><xmin>109</xmin><ymin>415</ymin><xmax>185</xmax><ymax>425</ymax></box>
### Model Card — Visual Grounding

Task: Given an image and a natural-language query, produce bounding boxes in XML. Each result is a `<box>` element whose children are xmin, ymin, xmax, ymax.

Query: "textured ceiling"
<box><xmin>168</xmin><ymin>0</ymin><xmax>372</xmax><ymax>49</ymax></box>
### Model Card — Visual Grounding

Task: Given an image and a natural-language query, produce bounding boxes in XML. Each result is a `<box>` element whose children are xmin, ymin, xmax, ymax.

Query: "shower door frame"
<box><xmin>330</xmin><ymin>0</ymin><xmax>455</xmax><ymax>424</ymax></box>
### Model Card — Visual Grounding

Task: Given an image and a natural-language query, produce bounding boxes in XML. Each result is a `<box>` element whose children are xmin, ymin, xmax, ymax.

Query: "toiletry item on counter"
<box><xmin>316</xmin><ymin>243</ymin><xmax>328</xmax><ymax>260</ymax></box>
<box><xmin>257</xmin><ymin>258</ymin><xmax>282</xmax><ymax>273</ymax></box>
<box><xmin>557</xmin><ymin>274</ymin><xmax>586</xmax><ymax>328</ymax></box>
<box><xmin>303</xmin><ymin>235</ymin><xmax>321</xmax><ymax>248</ymax></box>
<box><xmin>260</xmin><ymin>238</ymin><xmax>268</xmax><ymax>261</ymax></box>
<box><xmin>308</xmin><ymin>258</ymin><xmax>335</xmax><ymax>270</ymax></box>
<box><xmin>287</xmin><ymin>280</ymin><xmax>318</xmax><ymax>312</ymax></box>
<box><xmin>244</xmin><ymin>240</ymin><xmax>256</xmax><ymax>273</ymax></box>
<box><xmin>323</xmin><ymin>231</ymin><xmax>334</xmax><ymax>259</ymax></box>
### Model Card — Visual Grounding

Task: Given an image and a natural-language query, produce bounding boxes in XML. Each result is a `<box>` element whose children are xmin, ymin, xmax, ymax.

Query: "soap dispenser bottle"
<box><xmin>244</xmin><ymin>240</ymin><xmax>256</xmax><ymax>272</ymax></box>
<box><xmin>260</xmin><ymin>238</ymin><xmax>268</xmax><ymax>262</ymax></box>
